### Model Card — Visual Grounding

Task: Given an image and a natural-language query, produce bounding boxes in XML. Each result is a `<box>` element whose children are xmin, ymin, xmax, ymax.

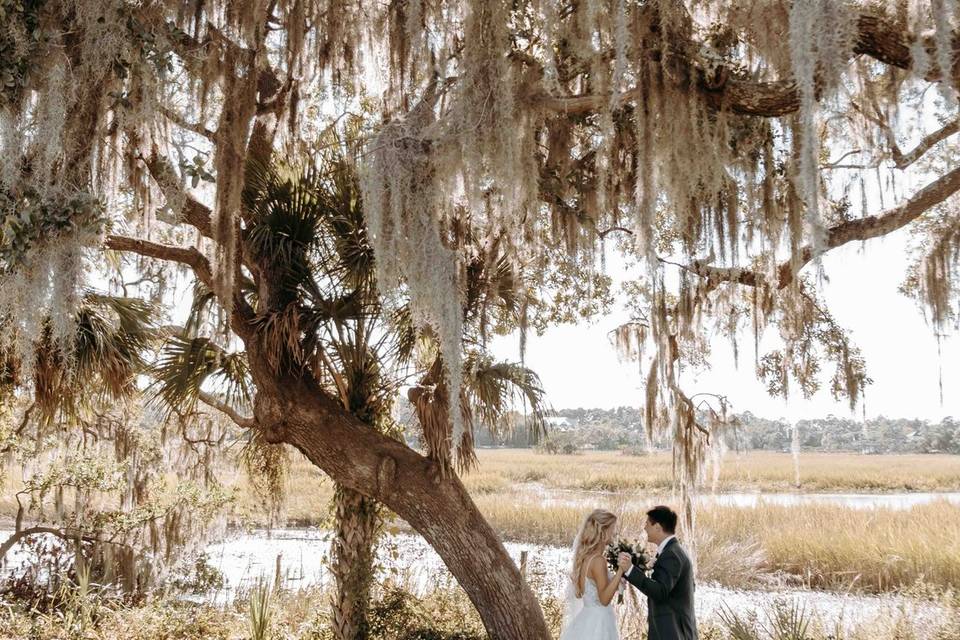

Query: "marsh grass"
<box><xmin>2</xmin><ymin>450</ymin><xmax>955</xmax><ymax>529</ymax></box>
<box><xmin>467</xmin><ymin>450</ymin><xmax>960</xmax><ymax>494</ymax></box>
<box><xmin>474</xmin><ymin>497</ymin><xmax>960</xmax><ymax>592</ymax></box>
<box><xmin>2</xmin><ymin>578</ymin><xmax>958</xmax><ymax>640</ymax></box>
<box><xmin>248</xmin><ymin>577</ymin><xmax>274</xmax><ymax>640</ymax></box>
<box><xmin>217</xmin><ymin>450</ymin><xmax>960</xmax><ymax>529</ymax></box>
<box><xmin>3</xmin><ymin>450</ymin><xmax>954</xmax><ymax>602</ymax></box>
<box><xmin>224</xmin><ymin>450</ymin><xmax>960</xmax><ymax>594</ymax></box>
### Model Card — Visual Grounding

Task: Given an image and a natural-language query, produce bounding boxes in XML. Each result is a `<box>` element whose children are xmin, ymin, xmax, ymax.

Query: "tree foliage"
<box><xmin>2</xmin><ymin>1</ymin><xmax>960</xmax><ymax>636</ymax></box>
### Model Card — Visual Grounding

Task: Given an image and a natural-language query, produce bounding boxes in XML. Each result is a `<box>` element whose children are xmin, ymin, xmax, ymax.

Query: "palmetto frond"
<box><xmin>30</xmin><ymin>294</ymin><xmax>155</xmax><ymax>422</ymax></box>
<box><xmin>74</xmin><ymin>295</ymin><xmax>154</xmax><ymax>392</ymax></box>
<box><xmin>465</xmin><ymin>253</ymin><xmax>522</xmax><ymax>322</ymax></box>
<box><xmin>317</xmin><ymin>156</ymin><xmax>375</xmax><ymax>292</ymax></box>
<box><xmin>460</xmin><ymin>232</ymin><xmax>530</xmax><ymax>347</ymax></box>
<box><xmin>461</xmin><ymin>351</ymin><xmax>546</xmax><ymax>445</ymax></box>
<box><xmin>245</xmin><ymin>156</ymin><xmax>375</xmax><ymax>299</ymax></box>
<box><xmin>184</xmin><ymin>273</ymin><xmax>259</xmax><ymax>338</ymax></box>
<box><xmin>149</xmin><ymin>335</ymin><xmax>252</xmax><ymax>416</ymax></box>
<box><xmin>411</xmin><ymin>350</ymin><xmax>547</xmax><ymax>474</ymax></box>
<box><xmin>391</xmin><ymin>305</ymin><xmax>417</xmax><ymax>366</ymax></box>
<box><xmin>245</xmin><ymin>162</ymin><xmax>328</xmax><ymax>304</ymax></box>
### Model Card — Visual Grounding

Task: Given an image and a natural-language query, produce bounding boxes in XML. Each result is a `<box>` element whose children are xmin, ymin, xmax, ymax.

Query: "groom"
<box><xmin>618</xmin><ymin>505</ymin><xmax>698</xmax><ymax>640</ymax></box>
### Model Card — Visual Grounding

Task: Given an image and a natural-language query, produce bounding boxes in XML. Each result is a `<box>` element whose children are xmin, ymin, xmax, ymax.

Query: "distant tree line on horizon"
<box><xmin>406</xmin><ymin>405</ymin><xmax>960</xmax><ymax>455</ymax></box>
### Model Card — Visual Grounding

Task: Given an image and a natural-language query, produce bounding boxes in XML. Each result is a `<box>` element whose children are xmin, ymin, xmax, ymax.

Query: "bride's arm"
<box><xmin>589</xmin><ymin>556</ymin><xmax>626</xmax><ymax>606</ymax></box>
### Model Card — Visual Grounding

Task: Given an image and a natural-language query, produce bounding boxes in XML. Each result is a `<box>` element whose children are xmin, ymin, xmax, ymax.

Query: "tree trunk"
<box><xmin>330</xmin><ymin>484</ymin><xmax>380</xmax><ymax>640</ymax></box>
<box><xmin>252</xmin><ymin>373</ymin><xmax>550</xmax><ymax>640</ymax></box>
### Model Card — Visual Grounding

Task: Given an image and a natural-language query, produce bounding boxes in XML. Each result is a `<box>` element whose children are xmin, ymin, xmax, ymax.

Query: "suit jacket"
<box><xmin>624</xmin><ymin>538</ymin><xmax>698</xmax><ymax>640</ymax></box>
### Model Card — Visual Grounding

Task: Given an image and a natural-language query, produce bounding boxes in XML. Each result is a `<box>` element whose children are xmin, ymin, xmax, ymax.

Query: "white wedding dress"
<box><xmin>559</xmin><ymin>575</ymin><xmax>619</xmax><ymax>640</ymax></box>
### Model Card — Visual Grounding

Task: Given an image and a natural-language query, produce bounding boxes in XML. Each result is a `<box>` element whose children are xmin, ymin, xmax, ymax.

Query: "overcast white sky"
<box><xmin>490</xmin><ymin>223</ymin><xmax>960</xmax><ymax>422</ymax></box>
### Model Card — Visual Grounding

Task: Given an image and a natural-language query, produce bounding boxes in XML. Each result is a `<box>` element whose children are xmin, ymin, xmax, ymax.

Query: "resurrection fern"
<box><xmin>0</xmin><ymin>0</ymin><xmax>44</xmax><ymax>108</ymax></box>
<box><xmin>0</xmin><ymin>190</ymin><xmax>105</xmax><ymax>269</ymax></box>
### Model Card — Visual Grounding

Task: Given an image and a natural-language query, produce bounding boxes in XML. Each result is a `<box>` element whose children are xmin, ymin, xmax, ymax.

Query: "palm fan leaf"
<box><xmin>74</xmin><ymin>295</ymin><xmax>154</xmax><ymax>392</ymax></box>
<box><xmin>391</xmin><ymin>304</ymin><xmax>417</xmax><ymax>366</ymax></box>
<box><xmin>461</xmin><ymin>351</ymin><xmax>547</xmax><ymax>445</ymax></box>
<box><xmin>149</xmin><ymin>335</ymin><xmax>252</xmax><ymax>416</ymax></box>
<box><xmin>245</xmin><ymin>163</ymin><xmax>328</xmax><ymax>303</ymax></box>
<box><xmin>183</xmin><ymin>276</ymin><xmax>258</xmax><ymax>337</ymax></box>
<box><xmin>29</xmin><ymin>294</ymin><xmax>156</xmax><ymax>422</ymax></box>
<box><xmin>317</xmin><ymin>156</ymin><xmax>375</xmax><ymax>292</ymax></box>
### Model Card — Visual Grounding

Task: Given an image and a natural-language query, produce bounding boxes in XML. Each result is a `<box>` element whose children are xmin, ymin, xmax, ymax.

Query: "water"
<box><xmin>0</xmin><ymin>525</ymin><xmax>948</xmax><ymax>632</ymax></box>
<box><xmin>529</xmin><ymin>486</ymin><xmax>960</xmax><ymax>510</ymax></box>
<box><xmin>197</xmin><ymin>527</ymin><xmax>944</xmax><ymax>630</ymax></box>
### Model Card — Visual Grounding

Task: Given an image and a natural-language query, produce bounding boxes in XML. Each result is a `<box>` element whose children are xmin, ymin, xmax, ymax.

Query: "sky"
<box><xmin>489</xmin><ymin>224</ymin><xmax>960</xmax><ymax>422</ymax></box>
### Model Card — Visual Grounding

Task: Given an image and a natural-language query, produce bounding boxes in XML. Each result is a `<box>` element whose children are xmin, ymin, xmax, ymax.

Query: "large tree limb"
<box><xmin>143</xmin><ymin>148</ymin><xmax>214</xmax><ymax>238</ymax></box>
<box><xmin>105</xmin><ymin>234</ymin><xmax>214</xmax><ymax>286</ymax></box>
<box><xmin>106</xmin><ymin>233</ymin><xmax>257</xmax><ymax>338</ymax></box>
<box><xmin>852</xmin><ymin>100</ymin><xmax>960</xmax><ymax>169</ymax></box>
<box><xmin>534</xmin><ymin>11</ymin><xmax>957</xmax><ymax>118</ymax></box>
<box><xmin>892</xmin><ymin>118</ymin><xmax>960</xmax><ymax>169</ymax></box>
<box><xmin>159</xmin><ymin>105</ymin><xmax>217</xmax><ymax>141</ymax></box>
<box><xmin>247</xmin><ymin>364</ymin><xmax>551</xmax><ymax>640</ymax></box>
<box><xmin>686</xmin><ymin>164</ymin><xmax>960</xmax><ymax>289</ymax></box>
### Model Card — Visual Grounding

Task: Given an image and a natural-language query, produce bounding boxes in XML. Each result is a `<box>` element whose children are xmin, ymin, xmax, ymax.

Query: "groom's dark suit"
<box><xmin>624</xmin><ymin>538</ymin><xmax>698</xmax><ymax>640</ymax></box>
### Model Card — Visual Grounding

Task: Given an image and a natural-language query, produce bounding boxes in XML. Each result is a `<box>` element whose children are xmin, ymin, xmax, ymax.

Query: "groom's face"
<box><xmin>643</xmin><ymin>517</ymin><xmax>663</xmax><ymax>544</ymax></box>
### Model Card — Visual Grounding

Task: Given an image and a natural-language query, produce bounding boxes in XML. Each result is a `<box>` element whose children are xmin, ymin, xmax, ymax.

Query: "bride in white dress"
<box><xmin>560</xmin><ymin>509</ymin><xmax>626</xmax><ymax>640</ymax></box>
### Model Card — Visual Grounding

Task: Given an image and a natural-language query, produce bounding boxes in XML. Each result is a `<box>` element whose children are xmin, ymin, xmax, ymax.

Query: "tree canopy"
<box><xmin>2</xmin><ymin>1</ymin><xmax>960</xmax><ymax>637</ymax></box>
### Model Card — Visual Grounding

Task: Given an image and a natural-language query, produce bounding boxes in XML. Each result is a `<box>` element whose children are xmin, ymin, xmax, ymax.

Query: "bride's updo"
<box><xmin>571</xmin><ymin>509</ymin><xmax>618</xmax><ymax>597</ymax></box>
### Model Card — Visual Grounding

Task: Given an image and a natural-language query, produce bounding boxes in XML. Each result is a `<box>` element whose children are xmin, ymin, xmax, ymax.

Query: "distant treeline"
<box><xmin>459</xmin><ymin>406</ymin><xmax>960</xmax><ymax>454</ymax></box>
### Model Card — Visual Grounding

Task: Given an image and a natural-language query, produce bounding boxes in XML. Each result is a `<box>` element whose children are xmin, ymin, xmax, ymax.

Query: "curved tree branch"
<box><xmin>893</xmin><ymin>118</ymin><xmax>960</xmax><ymax>169</ymax></box>
<box><xmin>681</xmin><ymin>163</ymin><xmax>960</xmax><ymax>289</ymax></box>
<box><xmin>198</xmin><ymin>390</ymin><xmax>256</xmax><ymax>429</ymax></box>
<box><xmin>143</xmin><ymin>148</ymin><xmax>214</xmax><ymax>238</ymax></box>
<box><xmin>105</xmin><ymin>234</ymin><xmax>214</xmax><ymax>286</ymax></box>
<box><xmin>104</xmin><ymin>234</ymin><xmax>256</xmax><ymax>339</ymax></box>
<box><xmin>159</xmin><ymin>105</ymin><xmax>216</xmax><ymax>141</ymax></box>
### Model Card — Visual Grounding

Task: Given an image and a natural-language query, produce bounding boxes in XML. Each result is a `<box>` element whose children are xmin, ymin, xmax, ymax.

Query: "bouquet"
<box><xmin>605</xmin><ymin>539</ymin><xmax>650</xmax><ymax>603</ymax></box>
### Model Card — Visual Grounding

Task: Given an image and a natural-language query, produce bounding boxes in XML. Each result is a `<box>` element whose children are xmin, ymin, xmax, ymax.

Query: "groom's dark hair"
<box><xmin>647</xmin><ymin>505</ymin><xmax>678</xmax><ymax>533</ymax></box>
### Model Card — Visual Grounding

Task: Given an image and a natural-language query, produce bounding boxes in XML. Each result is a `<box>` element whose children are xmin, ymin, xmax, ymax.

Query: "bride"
<box><xmin>560</xmin><ymin>509</ymin><xmax>626</xmax><ymax>640</ymax></box>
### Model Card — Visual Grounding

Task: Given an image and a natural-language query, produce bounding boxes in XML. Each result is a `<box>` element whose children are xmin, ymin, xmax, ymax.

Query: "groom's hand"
<box><xmin>617</xmin><ymin>552</ymin><xmax>632</xmax><ymax>572</ymax></box>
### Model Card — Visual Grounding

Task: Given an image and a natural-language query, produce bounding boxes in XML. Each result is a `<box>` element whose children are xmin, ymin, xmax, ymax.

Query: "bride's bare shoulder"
<box><xmin>586</xmin><ymin>554</ymin><xmax>607</xmax><ymax>575</ymax></box>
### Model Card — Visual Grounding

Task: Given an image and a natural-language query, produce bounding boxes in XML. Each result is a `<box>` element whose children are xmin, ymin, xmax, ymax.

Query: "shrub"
<box><xmin>536</xmin><ymin>433</ymin><xmax>580</xmax><ymax>455</ymax></box>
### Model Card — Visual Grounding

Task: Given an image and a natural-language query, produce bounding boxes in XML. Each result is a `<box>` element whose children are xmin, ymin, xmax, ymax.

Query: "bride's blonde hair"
<box><xmin>571</xmin><ymin>509</ymin><xmax>617</xmax><ymax>597</ymax></box>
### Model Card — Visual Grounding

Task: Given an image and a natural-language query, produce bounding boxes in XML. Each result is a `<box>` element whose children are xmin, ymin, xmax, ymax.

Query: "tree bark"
<box><xmin>330</xmin><ymin>485</ymin><xmax>380</xmax><ymax>640</ymax></box>
<box><xmin>251</xmin><ymin>370</ymin><xmax>550</xmax><ymax>640</ymax></box>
